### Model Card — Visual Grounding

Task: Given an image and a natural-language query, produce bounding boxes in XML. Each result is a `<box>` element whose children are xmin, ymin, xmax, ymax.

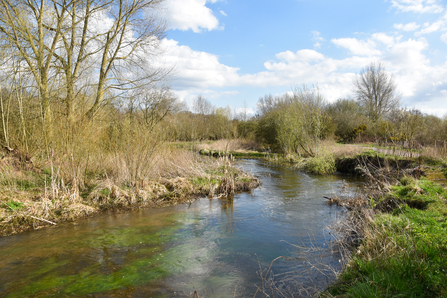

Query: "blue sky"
<box><xmin>158</xmin><ymin>0</ymin><xmax>447</xmax><ymax>117</ymax></box>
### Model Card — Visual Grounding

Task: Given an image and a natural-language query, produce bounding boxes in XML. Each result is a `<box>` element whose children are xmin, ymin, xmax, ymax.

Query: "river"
<box><xmin>0</xmin><ymin>159</ymin><xmax>361</xmax><ymax>297</ymax></box>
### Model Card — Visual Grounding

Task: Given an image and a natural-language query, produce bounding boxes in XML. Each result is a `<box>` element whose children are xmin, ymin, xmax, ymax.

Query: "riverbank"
<box><xmin>324</xmin><ymin>152</ymin><xmax>447</xmax><ymax>297</ymax></box>
<box><xmin>0</xmin><ymin>148</ymin><xmax>260</xmax><ymax>237</ymax></box>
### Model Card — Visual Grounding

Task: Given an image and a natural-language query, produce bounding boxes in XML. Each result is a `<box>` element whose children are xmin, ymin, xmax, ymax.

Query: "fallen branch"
<box><xmin>30</xmin><ymin>216</ymin><xmax>57</xmax><ymax>225</ymax></box>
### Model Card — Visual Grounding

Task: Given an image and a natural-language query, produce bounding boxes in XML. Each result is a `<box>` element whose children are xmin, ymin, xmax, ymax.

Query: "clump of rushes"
<box><xmin>305</xmin><ymin>151</ymin><xmax>336</xmax><ymax>175</ymax></box>
<box><xmin>327</xmin><ymin>177</ymin><xmax>447</xmax><ymax>297</ymax></box>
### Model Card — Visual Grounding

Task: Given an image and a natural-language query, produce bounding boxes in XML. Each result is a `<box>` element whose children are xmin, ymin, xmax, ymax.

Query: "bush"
<box><xmin>305</xmin><ymin>151</ymin><xmax>336</xmax><ymax>175</ymax></box>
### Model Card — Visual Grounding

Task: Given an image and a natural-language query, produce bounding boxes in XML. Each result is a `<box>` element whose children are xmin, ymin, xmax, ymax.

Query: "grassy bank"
<box><xmin>0</xmin><ymin>147</ymin><xmax>260</xmax><ymax>237</ymax></box>
<box><xmin>325</xmin><ymin>153</ymin><xmax>447</xmax><ymax>297</ymax></box>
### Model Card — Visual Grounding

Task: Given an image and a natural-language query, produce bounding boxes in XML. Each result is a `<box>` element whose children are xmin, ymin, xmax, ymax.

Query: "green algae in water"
<box><xmin>3</xmin><ymin>210</ymin><xmax>211</xmax><ymax>297</ymax></box>
<box><xmin>3</xmin><ymin>215</ymin><xmax>184</xmax><ymax>297</ymax></box>
<box><xmin>8</xmin><ymin>244</ymin><xmax>171</xmax><ymax>297</ymax></box>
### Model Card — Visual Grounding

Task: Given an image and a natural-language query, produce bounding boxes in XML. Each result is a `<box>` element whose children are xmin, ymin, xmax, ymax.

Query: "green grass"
<box><xmin>305</xmin><ymin>152</ymin><xmax>336</xmax><ymax>175</ymax></box>
<box><xmin>420</xmin><ymin>156</ymin><xmax>446</xmax><ymax>167</ymax></box>
<box><xmin>0</xmin><ymin>168</ymin><xmax>48</xmax><ymax>192</ymax></box>
<box><xmin>1</xmin><ymin>200</ymin><xmax>26</xmax><ymax>212</ymax></box>
<box><xmin>328</xmin><ymin>178</ymin><xmax>447</xmax><ymax>297</ymax></box>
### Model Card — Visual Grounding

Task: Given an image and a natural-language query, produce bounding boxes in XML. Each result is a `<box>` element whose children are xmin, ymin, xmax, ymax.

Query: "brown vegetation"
<box><xmin>0</xmin><ymin>144</ymin><xmax>260</xmax><ymax>237</ymax></box>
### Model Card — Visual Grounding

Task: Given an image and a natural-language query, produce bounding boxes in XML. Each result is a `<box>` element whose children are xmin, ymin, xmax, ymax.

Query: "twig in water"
<box><xmin>253</xmin><ymin>256</ymin><xmax>284</xmax><ymax>298</ymax></box>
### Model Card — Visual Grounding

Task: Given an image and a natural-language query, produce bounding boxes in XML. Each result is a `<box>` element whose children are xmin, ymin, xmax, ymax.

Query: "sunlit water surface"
<box><xmin>0</xmin><ymin>159</ymin><xmax>361</xmax><ymax>297</ymax></box>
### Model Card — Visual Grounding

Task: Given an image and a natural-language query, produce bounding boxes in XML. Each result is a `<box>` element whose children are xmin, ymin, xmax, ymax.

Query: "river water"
<box><xmin>0</xmin><ymin>159</ymin><xmax>361</xmax><ymax>297</ymax></box>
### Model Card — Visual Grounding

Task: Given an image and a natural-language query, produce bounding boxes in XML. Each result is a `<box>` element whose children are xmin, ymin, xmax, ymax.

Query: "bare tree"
<box><xmin>0</xmin><ymin>0</ymin><xmax>69</xmax><ymax>139</ymax></box>
<box><xmin>353</xmin><ymin>61</ymin><xmax>401</xmax><ymax>122</ymax></box>
<box><xmin>192</xmin><ymin>94</ymin><xmax>213</xmax><ymax>115</ymax></box>
<box><xmin>257</xmin><ymin>93</ymin><xmax>291</xmax><ymax>117</ymax></box>
<box><xmin>0</xmin><ymin>0</ymin><xmax>169</xmax><ymax>142</ymax></box>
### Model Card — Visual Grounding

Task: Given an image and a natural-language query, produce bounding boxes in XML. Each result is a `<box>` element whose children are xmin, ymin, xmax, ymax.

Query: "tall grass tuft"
<box><xmin>305</xmin><ymin>150</ymin><xmax>336</xmax><ymax>175</ymax></box>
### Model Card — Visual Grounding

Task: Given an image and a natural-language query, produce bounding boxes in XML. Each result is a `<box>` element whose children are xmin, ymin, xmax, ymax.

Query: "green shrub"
<box><xmin>305</xmin><ymin>151</ymin><xmax>336</xmax><ymax>175</ymax></box>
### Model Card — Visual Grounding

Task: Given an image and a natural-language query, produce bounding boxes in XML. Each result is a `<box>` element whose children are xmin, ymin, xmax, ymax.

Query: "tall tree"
<box><xmin>0</xmin><ymin>0</ymin><xmax>168</xmax><ymax>142</ymax></box>
<box><xmin>352</xmin><ymin>61</ymin><xmax>401</xmax><ymax>122</ymax></box>
<box><xmin>0</xmin><ymin>0</ymin><xmax>69</xmax><ymax>140</ymax></box>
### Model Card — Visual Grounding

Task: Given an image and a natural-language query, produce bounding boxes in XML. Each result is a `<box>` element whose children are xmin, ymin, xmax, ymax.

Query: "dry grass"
<box><xmin>196</xmin><ymin>139</ymin><xmax>260</xmax><ymax>152</ymax></box>
<box><xmin>421</xmin><ymin>145</ymin><xmax>447</xmax><ymax>160</ymax></box>
<box><xmin>320</xmin><ymin>139</ymin><xmax>369</xmax><ymax>159</ymax></box>
<box><xmin>150</xmin><ymin>147</ymin><xmax>218</xmax><ymax>179</ymax></box>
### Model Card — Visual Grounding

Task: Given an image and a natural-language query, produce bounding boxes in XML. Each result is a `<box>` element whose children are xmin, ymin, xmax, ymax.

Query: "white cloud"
<box><xmin>220</xmin><ymin>10</ymin><xmax>227</xmax><ymax>16</ymax></box>
<box><xmin>234</xmin><ymin>107</ymin><xmax>255</xmax><ymax>116</ymax></box>
<box><xmin>161</xmin><ymin>39</ymin><xmax>240</xmax><ymax>88</ymax></box>
<box><xmin>274</xmin><ymin>49</ymin><xmax>325</xmax><ymax>63</ymax></box>
<box><xmin>441</xmin><ymin>33</ymin><xmax>447</xmax><ymax>43</ymax></box>
<box><xmin>372</xmin><ymin>33</ymin><xmax>400</xmax><ymax>46</ymax></box>
<box><xmin>393</xmin><ymin>22</ymin><xmax>420</xmax><ymax>31</ymax></box>
<box><xmin>415</xmin><ymin>12</ymin><xmax>447</xmax><ymax>35</ymax></box>
<box><xmin>385</xmin><ymin>39</ymin><xmax>430</xmax><ymax>97</ymax></box>
<box><xmin>391</xmin><ymin>0</ymin><xmax>444</xmax><ymax>14</ymax></box>
<box><xmin>161</xmin><ymin>0</ymin><xmax>221</xmax><ymax>33</ymax></box>
<box><xmin>417</xmin><ymin>22</ymin><xmax>442</xmax><ymax>34</ymax></box>
<box><xmin>331</xmin><ymin>38</ymin><xmax>382</xmax><ymax>56</ymax></box>
<box><xmin>311</xmin><ymin>31</ymin><xmax>325</xmax><ymax>49</ymax></box>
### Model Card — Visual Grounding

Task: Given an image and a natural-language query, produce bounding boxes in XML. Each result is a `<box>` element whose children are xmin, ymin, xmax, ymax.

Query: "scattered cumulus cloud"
<box><xmin>274</xmin><ymin>49</ymin><xmax>325</xmax><ymax>63</ymax></box>
<box><xmin>441</xmin><ymin>32</ymin><xmax>447</xmax><ymax>43</ymax></box>
<box><xmin>372</xmin><ymin>33</ymin><xmax>400</xmax><ymax>46</ymax></box>
<box><xmin>160</xmin><ymin>39</ymin><xmax>240</xmax><ymax>88</ymax></box>
<box><xmin>391</xmin><ymin>0</ymin><xmax>444</xmax><ymax>14</ymax></box>
<box><xmin>311</xmin><ymin>31</ymin><xmax>325</xmax><ymax>49</ymax></box>
<box><xmin>331</xmin><ymin>38</ymin><xmax>382</xmax><ymax>56</ymax></box>
<box><xmin>394</xmin><ymin>22</ymin><xmax>420</xmax><ymax>31</ymax></box>
<box><xmin>417</xmin><ymin>22</ymin><xmax>442</xmax><ymax>35</ymax></box>
<box><xmin>220</xmin><ymin>10</ymin><xmax>227</xmax><ymax>16</ymax></box>
<box><xmin>414</xmin><ymin>12</ymin><xmax>447</xmax><ymax>35</ymax></box>
<box><xmin>161</xmin><ymin>0</ymin><xmax>221</xmax><ymax>33</ymax></box>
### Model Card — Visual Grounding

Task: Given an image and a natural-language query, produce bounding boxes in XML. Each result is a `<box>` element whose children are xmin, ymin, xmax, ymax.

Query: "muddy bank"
<box><xmin>336</xmin><ymin>155</ymin><xmax>422</xmax><ymax>175</ymax></box>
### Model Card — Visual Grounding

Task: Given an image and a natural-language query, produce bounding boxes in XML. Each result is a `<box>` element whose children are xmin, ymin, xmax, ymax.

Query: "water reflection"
<box><xmin>0</xmin><ymin>159</ymin><xmax>361</xmax><ymax>297</ymax></box>
<box><xmin>221</xmin><ymin>197</ymin><xmax>234</xmax><ymax>234</ymax></box>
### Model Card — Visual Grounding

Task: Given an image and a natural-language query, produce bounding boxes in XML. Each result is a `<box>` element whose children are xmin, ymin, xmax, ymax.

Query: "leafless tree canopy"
<box><xmin>256</xmin><ymin>93</ymin><xmax>292</xmax><ymax>117</ymax></box>
<box><xmin>0</xmin><ymin>0</ymin><xmax>169</xmax><ymax>142</ymax></box>
<box><xmin>193</xmin><ymin>95</ymin><xmax>213</xmax><ymax>115</ymax></box>
<box><xmin>353</xmin><ymin>62</ymin><xmax>401</xmax><ymax>122</ymax></box>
